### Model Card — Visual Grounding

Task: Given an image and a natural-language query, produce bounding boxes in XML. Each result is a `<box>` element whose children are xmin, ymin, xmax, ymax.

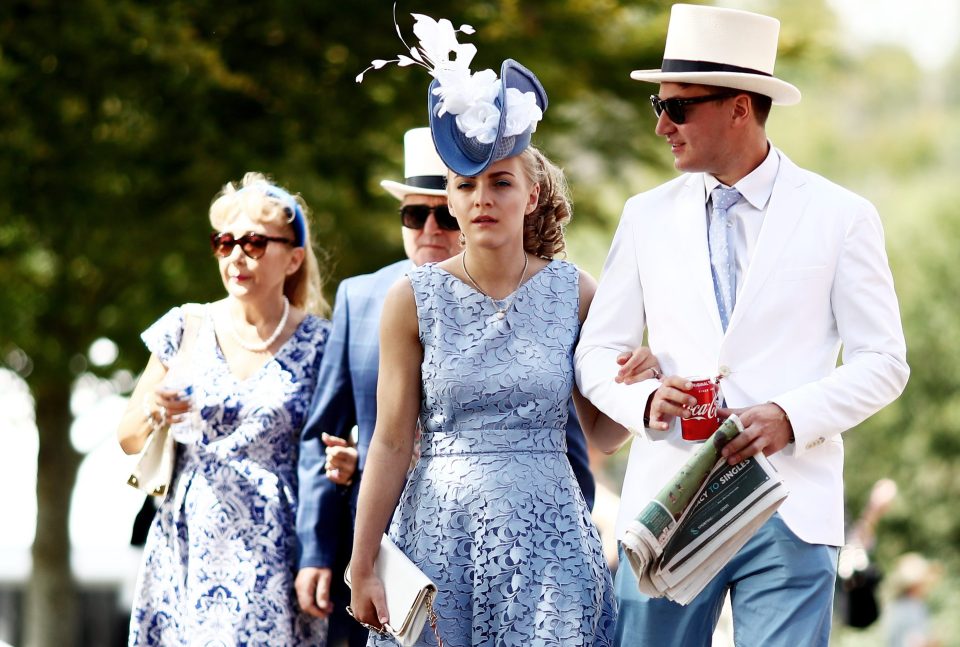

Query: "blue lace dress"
<box><xmin>371</xmin><ymin>261</ymin><xmax>616</xmax><ymax>647</ymax></box>
<box><xmin>129</xmin><ymin>305</ymin><xmax>329</xmax><ymax>646</ymax></box>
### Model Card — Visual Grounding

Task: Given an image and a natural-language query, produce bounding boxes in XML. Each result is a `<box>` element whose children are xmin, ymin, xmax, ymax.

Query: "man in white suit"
<box><xmin>574</xmin><ymin>5</ymin><xmax>909</xmax><ymax>646</ymax></box>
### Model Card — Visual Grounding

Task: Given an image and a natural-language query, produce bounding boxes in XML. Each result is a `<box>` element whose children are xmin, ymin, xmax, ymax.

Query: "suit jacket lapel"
<box><xmin>675</xmin><ymin>176</ymin><xmax>725</xmax><ymax>337</ymax></box>
<box><xmin>727</xmin><ymin>151</ymin><xmax>810</xmax><ymax>332</ymax></box>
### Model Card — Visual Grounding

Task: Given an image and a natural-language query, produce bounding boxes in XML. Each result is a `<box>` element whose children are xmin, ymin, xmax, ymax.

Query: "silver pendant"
<box><xmin>495</xmin><ymin>311</ymin><xmax>505</xmax><ymax>320</ymax></box>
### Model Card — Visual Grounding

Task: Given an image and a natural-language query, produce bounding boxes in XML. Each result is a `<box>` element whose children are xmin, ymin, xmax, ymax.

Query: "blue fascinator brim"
<box><xmin>429</xmin><ymin>59</ymin><xmax>547</xmax><ymax>177</ymax></box>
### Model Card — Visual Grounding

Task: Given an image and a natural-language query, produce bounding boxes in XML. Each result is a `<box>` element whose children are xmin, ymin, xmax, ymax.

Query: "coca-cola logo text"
<box><xmin>687</xmin><ymin>397</ymin><xmax>718</xmax><ymax>421</ymax></box>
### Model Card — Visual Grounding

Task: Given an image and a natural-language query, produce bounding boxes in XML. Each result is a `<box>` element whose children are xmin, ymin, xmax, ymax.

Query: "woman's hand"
<box><xmin>348</xmin><ymin>571</ymin><xmax>390</xmax><ymax>633</ymax></box>
<box><xmin>118</xmin><ymin>354</ymin><xmax>170</xmax><ymax>454</ymax></box>
<box><xmin>614</xmin><ymin>346</ymin><xmax>662</xmax><ymax>384</ymax></box>
<box><xmin>151</xmin><ymin>384</ymin><xmax>193</xmax><ymax>425</ymax></box>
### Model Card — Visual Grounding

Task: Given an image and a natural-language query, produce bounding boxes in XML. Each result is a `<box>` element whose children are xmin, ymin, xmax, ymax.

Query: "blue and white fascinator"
<box><xmin>357</xmin><ymin>12</ymin><xmax>547</xmax><ymax>177</ymax></box>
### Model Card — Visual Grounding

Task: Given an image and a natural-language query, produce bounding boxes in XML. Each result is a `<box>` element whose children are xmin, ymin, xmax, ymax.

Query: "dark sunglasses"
<box><xmin>400</xmin><ymin>204</ymin><xmax>460</xmax><ymax>231</ymax></box>
<box><xmin>649</xmin><ymin>92</ymin><xmax>738</xmax><ymax>125</ymax></box>
<box><xmin>210</xmin><ymin>232</ymin><xmax>294</xmax><ymax>259</ymax></box>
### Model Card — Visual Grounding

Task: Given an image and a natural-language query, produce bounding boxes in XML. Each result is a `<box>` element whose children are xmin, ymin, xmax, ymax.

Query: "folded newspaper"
<box><xmin>620</xmin><ymin>414</ymin><xmax>789</xmax><ymax>605</ymax></box>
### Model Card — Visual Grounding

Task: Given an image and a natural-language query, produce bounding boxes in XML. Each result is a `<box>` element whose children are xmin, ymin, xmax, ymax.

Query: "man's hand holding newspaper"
<box><xmin>620</xmin><ymin>414</ymin><xmax>789</xmax><ymax>605</ymax></box>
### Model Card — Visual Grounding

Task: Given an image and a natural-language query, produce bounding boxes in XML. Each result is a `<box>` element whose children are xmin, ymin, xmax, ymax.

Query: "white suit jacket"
<box><xmin>575</xmin><ymin>150</ymin><xmax>909</xmax><ymax>546</ymax></box>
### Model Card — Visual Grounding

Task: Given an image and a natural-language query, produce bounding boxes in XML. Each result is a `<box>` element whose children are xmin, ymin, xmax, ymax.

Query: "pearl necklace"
<box><xmin>229</xmin><ymin>297</ymin><xmax>290</xmax><ymax>352</ymax></box>
<box><xmin>462</xmin><ymin>251</ymin><xmax>528</xmax><ymax>320</ymax></box>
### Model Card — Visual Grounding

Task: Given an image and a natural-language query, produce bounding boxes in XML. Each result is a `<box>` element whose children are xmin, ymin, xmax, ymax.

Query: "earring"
<box><xmin>458</xmin><ymin>232</ymin><xmax>466</xmax><ymax>246</ymax></box>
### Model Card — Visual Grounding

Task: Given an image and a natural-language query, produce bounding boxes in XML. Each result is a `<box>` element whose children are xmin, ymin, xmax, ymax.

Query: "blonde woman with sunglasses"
<box><xmin>117</xmin><ymin>172</ymin><xmax>330</xmax><ymax>646</ymax></box>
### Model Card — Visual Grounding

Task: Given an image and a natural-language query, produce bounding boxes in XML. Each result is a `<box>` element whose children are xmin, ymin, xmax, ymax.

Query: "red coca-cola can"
<box><xmin>680</xmin><ymin>376</ymin><xmax>719</xmax><ymax>441</ymax></box>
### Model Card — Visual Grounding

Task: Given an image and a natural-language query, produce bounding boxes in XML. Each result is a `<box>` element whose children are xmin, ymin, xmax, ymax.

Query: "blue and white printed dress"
<box><xmin>129</xmin><ymin>304</ymin><xmax>329</xmax><ymax>646</ymax></box>
<box><xmin>370</xmin><ymin>261</ymin><xmax>616</xmax><ymax>647</ymax></box>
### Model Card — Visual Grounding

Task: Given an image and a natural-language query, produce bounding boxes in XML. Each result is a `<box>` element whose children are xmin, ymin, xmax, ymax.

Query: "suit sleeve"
<box><xmin>772</xmin><ymin>199</ymin><xmax>909</xmax><ymax>455</ymax></box>
<box><xmin>297</xmin><ymin>282</ymin><xmax>357</xmax><ymax>569</ymax></box>
<box><xmin>575</xmin><ymin>201</ymin><xmax>660</xmax><ymax>435</ymax></box>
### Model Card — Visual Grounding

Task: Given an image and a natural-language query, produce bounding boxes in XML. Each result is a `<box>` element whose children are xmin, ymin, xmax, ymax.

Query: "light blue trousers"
<box><xmin>614</xmin><ymin>514</ymin><xmax>838</xmax><ymax>647</ymax></box>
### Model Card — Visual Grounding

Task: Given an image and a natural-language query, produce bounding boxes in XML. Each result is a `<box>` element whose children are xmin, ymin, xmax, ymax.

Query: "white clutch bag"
<box><xmin>127</xmin><ymin>424</ymin><xmax>175</xmax><ymax>498</ymax></box>
<box><xmin>344</xmin><ymin>534</ymin><xmax>441</xmax><ymax>646</ymax></box>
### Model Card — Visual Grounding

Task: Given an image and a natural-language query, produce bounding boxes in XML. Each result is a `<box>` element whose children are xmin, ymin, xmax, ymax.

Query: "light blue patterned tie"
<box><xmin>709</xmin><ymin>186</ymin><xmax>742</xmax><ymax>330</ymax></box>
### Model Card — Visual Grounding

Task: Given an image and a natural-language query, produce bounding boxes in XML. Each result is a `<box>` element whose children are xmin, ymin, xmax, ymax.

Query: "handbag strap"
<box><xmin>177</xmin><ymin>303</ymin><xmax>204</xmax><ymax>363</ymax></box>
<box><xmin>426</xmin><ymin>591</ymin><xmax>444</xmax><ymax>647</ymax></box>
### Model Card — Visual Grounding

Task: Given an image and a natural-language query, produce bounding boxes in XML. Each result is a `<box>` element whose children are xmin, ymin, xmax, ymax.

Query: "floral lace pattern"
<box><xmin>371</xmin><ymin>261</ymin><xmax>615</xmax><ymax>647</ymax></box>
<box><xmin>129</xmin><ymin>305</ymin><xmax>330</xmax><ymax>647</ymax></box>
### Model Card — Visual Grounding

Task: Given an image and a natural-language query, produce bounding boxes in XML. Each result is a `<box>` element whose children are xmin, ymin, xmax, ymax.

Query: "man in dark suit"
<box><xmin>295</xmin><ymin>127</ymin><xmax>599</xmax><ymax>645</ymax></box>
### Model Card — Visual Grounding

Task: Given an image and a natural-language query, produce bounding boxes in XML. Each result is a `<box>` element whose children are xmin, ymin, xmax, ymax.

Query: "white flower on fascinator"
<box><xmin>434</xmin><ymin>68</ymin><xmax>499</xmax><ymax>117</ymax></box>
<box><xmin>355</xmin><ymin>10</ymin><xmax>476</xmax><ymax>84</ymax></box>
<box><xmin>457</xmin><ymin>101</ymin><xmax>501</xmax><ymax>144</ymax></box>
<box><xmin>357</xmin><ymin>8</ymin><xmax>543</xmax><ymax>146</ymax></box>
<box><xmin>503</xmin><ymin>88</ymin><xmax>543</xmax><ymax>137</ymax></box>
<box><xmin>411</xmin><ymin>14</ymin><xmax>476</xmax><ymax>72</ymax></box>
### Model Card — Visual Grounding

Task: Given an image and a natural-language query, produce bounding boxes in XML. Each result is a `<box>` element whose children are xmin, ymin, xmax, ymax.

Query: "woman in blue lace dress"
<box><xmin>349</xmin><ymin>21</ymin><xmax>660</xmax><ymax>644</ymax></box>
<box><xmin>117</xmin><ymin>173</ymin><xmax>330</xmax><ymax>646</ymax></box>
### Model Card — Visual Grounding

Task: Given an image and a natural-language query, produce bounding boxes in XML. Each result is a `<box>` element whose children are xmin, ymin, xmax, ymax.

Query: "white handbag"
<box><xmin>344</xmin><ymin>534</ymin><xmax>442</xmax><ymax>646</ymax></box>
<box><xmin>126</xmin><ymin>424</ymin><xmax>175</xmax><ymax>497</ymax></box>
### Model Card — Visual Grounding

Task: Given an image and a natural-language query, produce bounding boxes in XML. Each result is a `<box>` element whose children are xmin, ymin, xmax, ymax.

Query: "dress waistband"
<box><xmin>420</xmin><ymin>427</ymin><xmax>568</xmax><ymax>456</ymax></box>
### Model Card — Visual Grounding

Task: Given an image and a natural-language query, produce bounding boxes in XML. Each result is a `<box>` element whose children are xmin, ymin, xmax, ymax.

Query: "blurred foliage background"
<box><xmin>1</xmin><ymin>0</ymin><xmax>958</xmax><ymax>645</ymax></box>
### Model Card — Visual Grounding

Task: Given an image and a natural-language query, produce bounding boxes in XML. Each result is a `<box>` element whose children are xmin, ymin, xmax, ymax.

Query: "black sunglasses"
<box><xmin>210</xmin><ymin>232</ymin><xmax>294</xmax><ymax>259</ymax></box>
<box><xmin>649</xmin><ymin>92</ymin><xmax>738</xmax><ymax>125</ymax></box>
<box><xmin>400</xmin><ymin>204</ymin><xmax>460</xmax><ymax>231</ymax></box>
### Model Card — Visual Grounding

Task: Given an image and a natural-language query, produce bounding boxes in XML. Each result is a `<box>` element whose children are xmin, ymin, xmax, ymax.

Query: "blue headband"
<box><xmin>238</xmin><ymin>182</ymin><xmax>306</xmax><ymax>247</ymax></box>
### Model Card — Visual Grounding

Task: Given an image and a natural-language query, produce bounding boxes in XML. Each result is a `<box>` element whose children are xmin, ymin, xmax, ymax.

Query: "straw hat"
<box><xmin>888</xmin><ymin>552</ymin><xmax>943</xmax><ymax>596</ymax></box>
<box><xmin>630</xmin><ymin>4</ymin><xmax>801</xmax><ymax>105</ymax></box>
<box><xmin>380</xmin><ymin>127</ymin><xmax>449</xmax><ymax>201</ymax></box>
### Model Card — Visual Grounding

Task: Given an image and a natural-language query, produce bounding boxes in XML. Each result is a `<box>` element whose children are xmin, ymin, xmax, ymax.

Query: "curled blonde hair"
<box><xmin>518</xmin><ymin>146</ymin><xmax>571</xmax><ymax>259</ymax></box>
<box><xmin>209</xmin><ymin>172</ymin><xmax>329</xmax><ymax>315</ymax></box>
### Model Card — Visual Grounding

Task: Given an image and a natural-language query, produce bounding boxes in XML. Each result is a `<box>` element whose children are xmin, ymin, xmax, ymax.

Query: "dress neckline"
<box><xmin>433</xmin><ymin>258</ymin><xmax>560</xmax><ymax>303</ymax></box>
<box><xmin>205</xmin><ymin>307</ymin><xmax>316</xmax><ymax>383</ymax></box>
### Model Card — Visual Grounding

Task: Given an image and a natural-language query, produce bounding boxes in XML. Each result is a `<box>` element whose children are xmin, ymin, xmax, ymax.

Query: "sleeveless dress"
<box><xmin>370</xmin><ymin>260</ymin><xmax>616</xmax><ymax>647</ymax></box>
<box><xmin>129</xmin><ymin>305</ymin><xmax>329</xmax><ymax>647</ymax></box>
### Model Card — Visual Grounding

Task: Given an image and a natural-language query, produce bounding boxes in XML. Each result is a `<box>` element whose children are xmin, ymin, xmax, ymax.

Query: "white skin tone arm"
<box><xmin>348</xmin><ymin>278</ymin><xmax>423</xmax><ymax>630</ymax></box>
<box><xmin>573</xmin><ymin>270</ymin><xmax>661</xmax><ymax>455</ymax></box>
<box><xmin>116</xmin><ymin>354</ymin><xmax>190</xmax><ymax>455</ymax></box>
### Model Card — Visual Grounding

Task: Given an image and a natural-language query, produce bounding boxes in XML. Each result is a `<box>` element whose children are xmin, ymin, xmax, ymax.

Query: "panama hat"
<box><xmin>380</xmin><ymin>127</ymin><xmax>449</xmax><ymax>201</ymax></box>
<box><xmin>631</xmin><ymin>4</ymin><xmax>800</xmax><ymax>105</ymax></box>
<box><xmin>888</xmin><ymin>553</ymin><xmax>943</xmax><ymax>596</ymax></box>
<box><xmin>429</xmin><ymin>59</ymin><xmax>547</xmax><ymax>178</ymax></box>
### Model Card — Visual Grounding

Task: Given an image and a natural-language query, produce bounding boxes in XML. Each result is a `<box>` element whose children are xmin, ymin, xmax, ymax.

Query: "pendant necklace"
<box><xmin>229</xmin><ymin>296</ymin><xmax>290</xmax><ymax>352</ymax></box>
<box><xmin>462</xmin><ymin>251</ymin><xmax>528</xmax><ymax>320</ymax></box>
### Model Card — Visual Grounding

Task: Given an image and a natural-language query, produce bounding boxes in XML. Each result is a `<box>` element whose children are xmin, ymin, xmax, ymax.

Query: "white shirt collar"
<box><xmin>703</xmin><ymin>143</ymin><xmax>780</xmax><ymax>211</ymax></box>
